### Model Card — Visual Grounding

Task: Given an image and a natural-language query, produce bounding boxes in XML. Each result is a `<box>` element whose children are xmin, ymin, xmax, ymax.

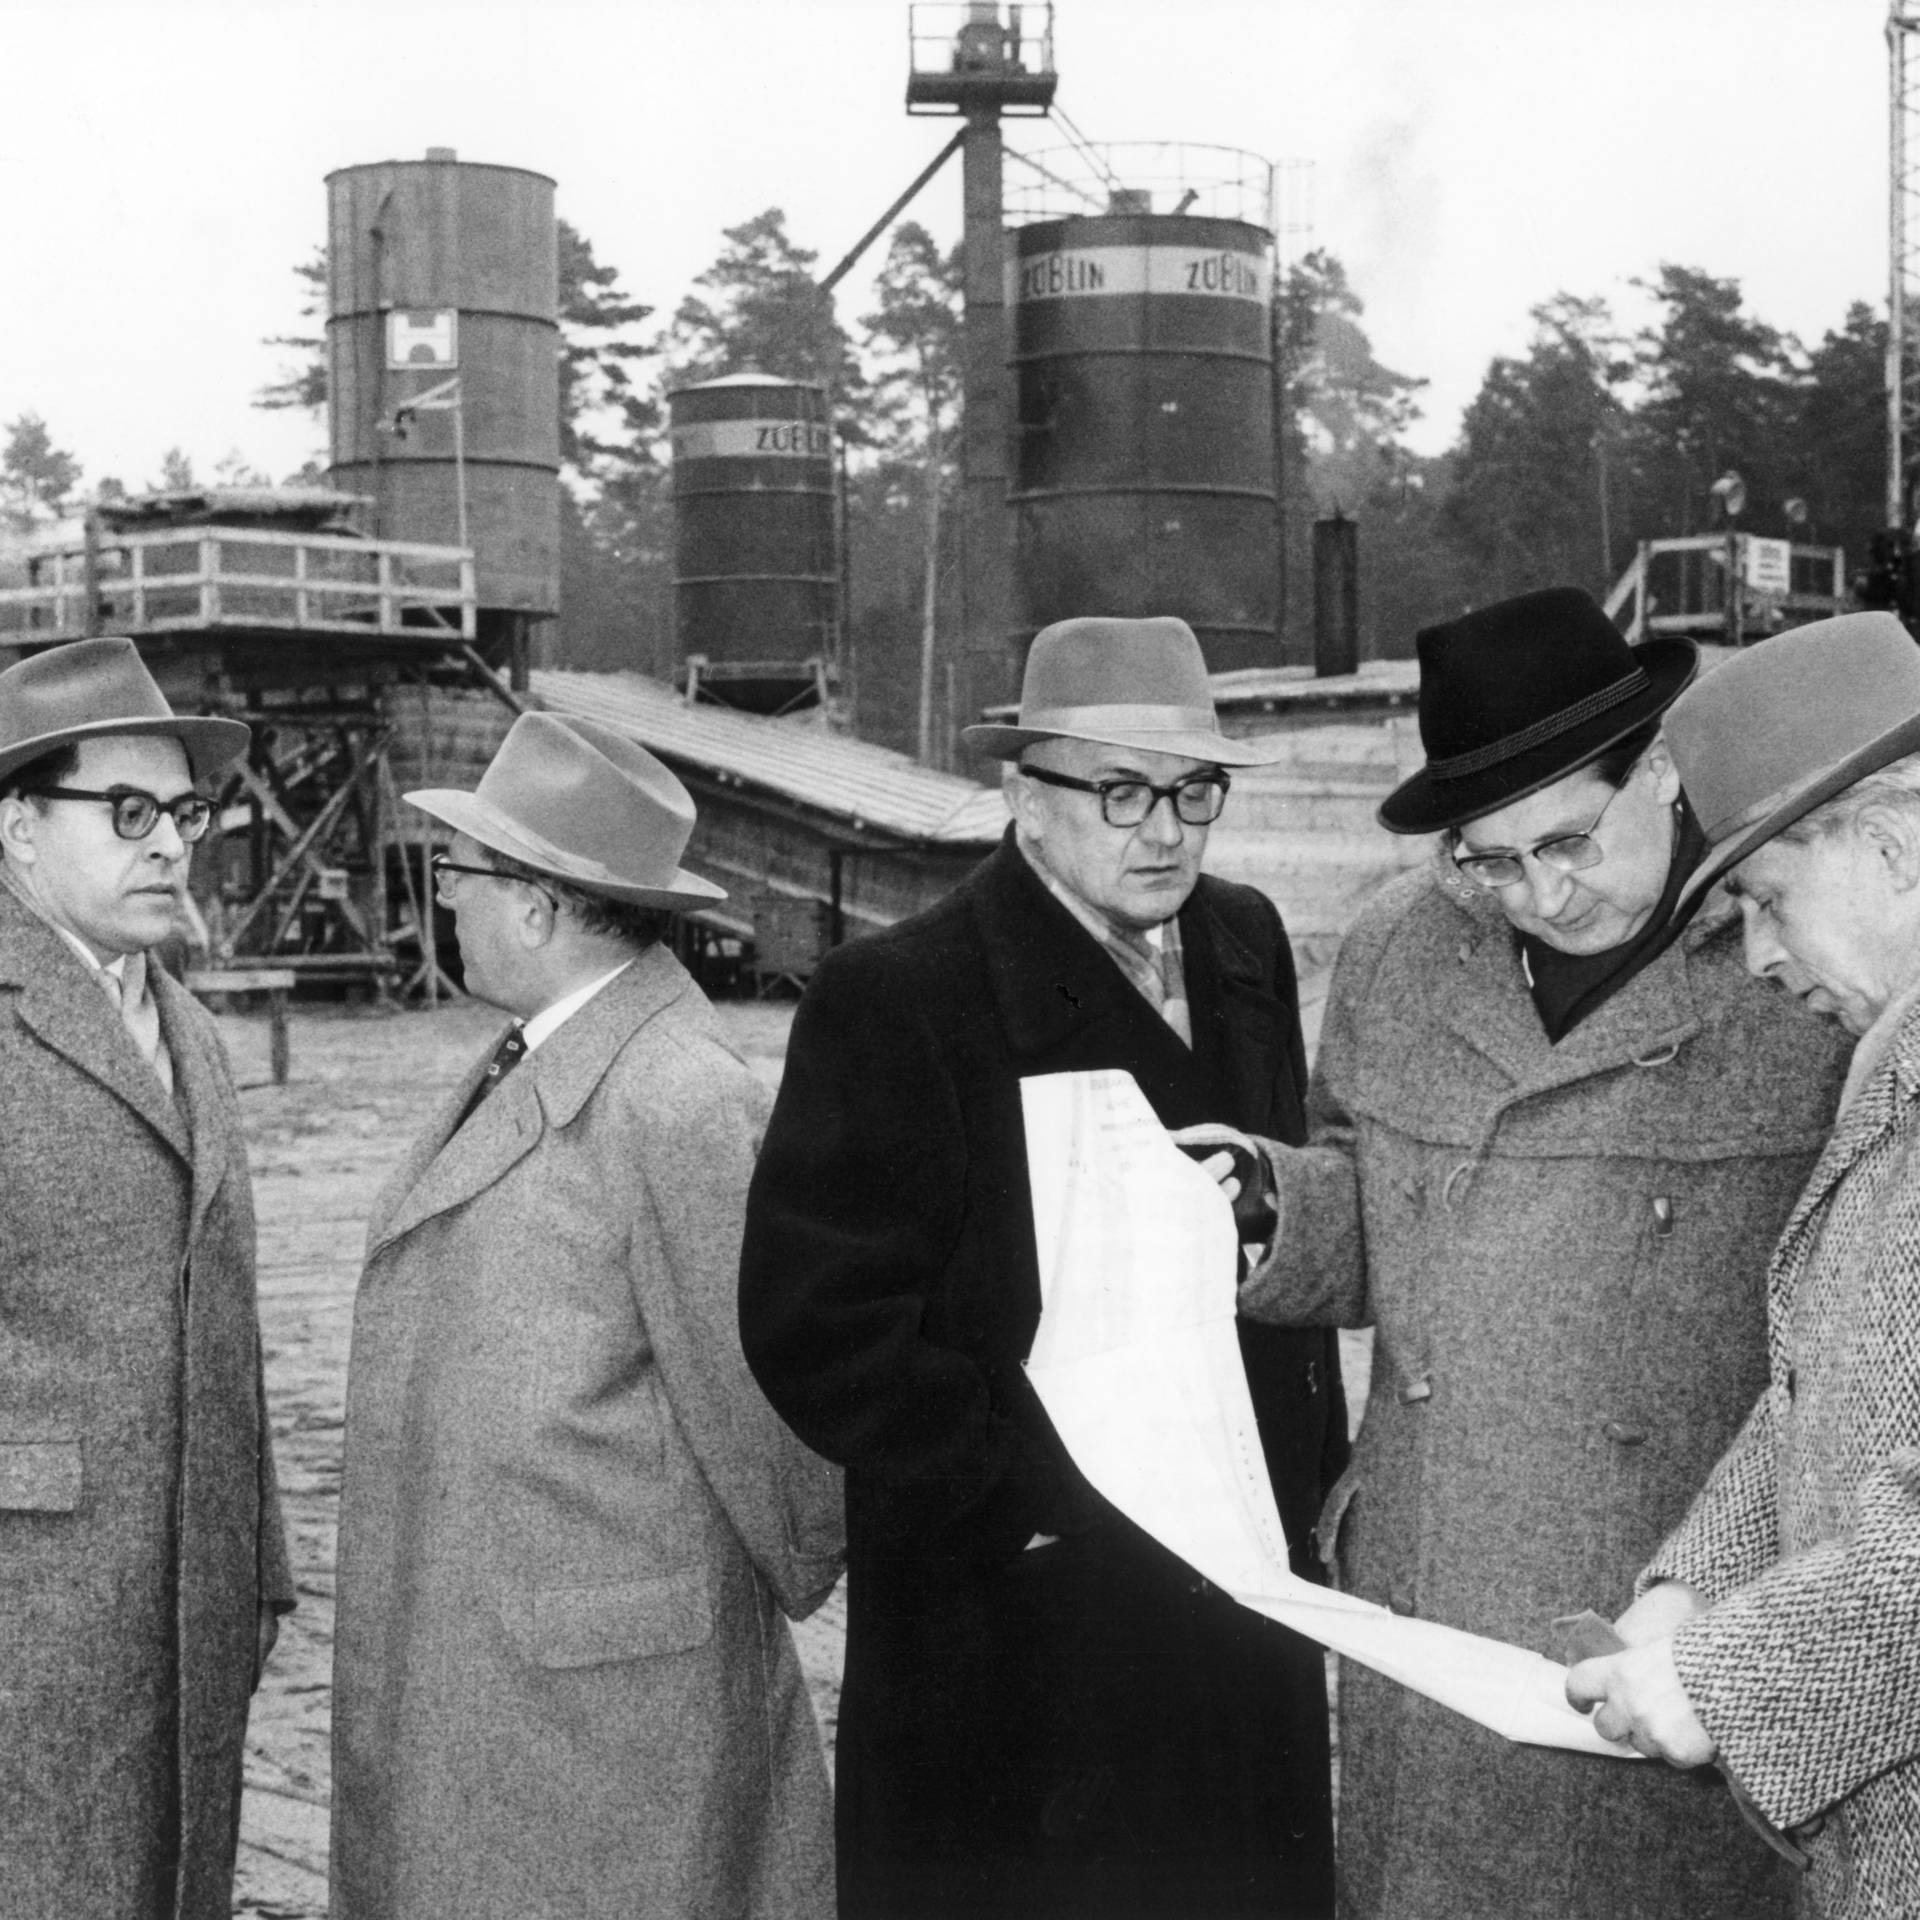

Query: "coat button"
<box><xmin>1651</xmin><ymin>1196</ymin><xmax>1674</xmax><ymax>1236</ymax></box>
<box><xmin>1602</xmin><ymin>1420</ymin><xmax>1649</xmax><ymax>1446</ymax></box>
<box><xmin>1388</xmin><ymin>1583</ymin><xmax>1416</xmax><ymax>1615</ymax></box>
<box><xmin>1399</xmin><ymin>1374</ymin><xmax>1433</xmax><ymax>1405</ymax></box>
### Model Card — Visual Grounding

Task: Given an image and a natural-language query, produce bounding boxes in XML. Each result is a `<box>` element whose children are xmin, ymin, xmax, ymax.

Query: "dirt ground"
<box><xmin>225</xmin><ymin>992</ymin><xmax>1366</xmax><ymax>1915</ymax></box>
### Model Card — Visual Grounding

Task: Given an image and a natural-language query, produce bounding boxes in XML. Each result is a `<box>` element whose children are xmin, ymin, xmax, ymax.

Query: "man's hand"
<box><xmin>1169</xmin><ymin>1123</ymin><xmax>1278</xmax><ymax>1243</ymax></box>
<box><xmin>1612</xmin><ymin>1580</ymin><xmax>1708</xmax><ymax>1647</ymax></box>
<box><xmin>1565</xmin><ymin>1637</ymin><xmax>1716</xmax><ymax>1767</ymax></box>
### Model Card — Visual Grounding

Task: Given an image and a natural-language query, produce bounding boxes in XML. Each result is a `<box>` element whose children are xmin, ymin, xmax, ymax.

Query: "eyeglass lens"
<box><xmin>111</xmin><ymin>792</ymin><xmax>211</xmax><ymax>842</ymax></box>
<box><xmin>1454</xmin><ymin>835</ymin><xmax>1603</xmax><ymax>889</ymax></box>
<box><xmin>1102</xmin><ymin>780</ymin><xmax>1227</xmax><ymax>827</ymax></box>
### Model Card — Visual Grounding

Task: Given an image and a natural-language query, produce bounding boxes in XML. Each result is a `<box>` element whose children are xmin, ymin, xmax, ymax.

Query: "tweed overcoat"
<box><xmin>329</xmin><ymin>948</ymin><xmax>842</xmax><ymax>1920</ymax></box>
<box><xmin>1240</xmin><ymin>860</ymin><xmax>1850</xmax><ymax>1920</ymax></box>
<box><xmin>739</xmin><ymin>834</ymin><xmax>1348</xmax><ymax>1920</ymax></box>
<box><xmin>0</xmin><ymin>890</ymin><xmax>292</xmax><ymax>1920</ymax></box>
<box><xmin>1643</xmin><ymin>992</ymin><xmax>1920</xmax><ymax>1919</ymax></box>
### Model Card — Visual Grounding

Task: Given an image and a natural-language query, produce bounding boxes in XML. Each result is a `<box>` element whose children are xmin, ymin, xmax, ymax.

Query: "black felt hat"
<box><xmin>1378</xmin><ymin>588</ymin><xmax>1699</xmax><ymax>835</ymax></box>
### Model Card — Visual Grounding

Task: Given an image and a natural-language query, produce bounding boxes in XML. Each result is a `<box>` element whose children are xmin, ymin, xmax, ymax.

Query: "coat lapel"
<box><xmin>0</xmin><ymin>896</ymin><xmax>192</xmax><ymax>1164</ymax></box>
<box><xmin>153</xmin><ymin>967</ymin><xmax>237</xmax><ymax>1243</ymax></box>
<box><xmin>1769</xmin><ymin>1006</ymin><xmax>1920</xmax><ymax>1286</ymax></box>
<box><xmin>365</xmin><ymin>951</ymin><xmax>696</xmax><ymax>1260</ymax></box>
<box><xmin>1426</xmin><ymin>870</ymin><xmax>1705</xmax><ymax>1108</ymax></box>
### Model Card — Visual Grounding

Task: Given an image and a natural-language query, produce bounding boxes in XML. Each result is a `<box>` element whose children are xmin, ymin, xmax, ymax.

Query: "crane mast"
<box><xmin>1892</xmin><ymin>7</ymin><xmax>1920</xmax><ymax>532</ymax></box>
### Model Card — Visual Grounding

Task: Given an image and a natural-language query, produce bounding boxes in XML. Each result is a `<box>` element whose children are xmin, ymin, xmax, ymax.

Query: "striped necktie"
<box><xmin>455</xmin><ymin>1026</ymin><xmax>527</xmax><ymax>1130</ymax></box>
<box><xmin>96</xmin><ymin>953</ymin><xmax>175</xmax><ymax>1097</ymax></box>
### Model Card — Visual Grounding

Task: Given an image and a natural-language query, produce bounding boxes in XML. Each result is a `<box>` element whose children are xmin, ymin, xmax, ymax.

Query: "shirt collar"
<box><xmin>520</xmin><ymin>959</ymin><xmax>632</xmax><ymax>1054</ymax></box>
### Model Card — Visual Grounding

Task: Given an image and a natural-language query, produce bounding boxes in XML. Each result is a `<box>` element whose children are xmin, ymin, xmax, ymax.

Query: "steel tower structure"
<box><xmin>1890</xmin><ymin>6</ymin><xmax>1920</xmax><ymax>532</ymax></box>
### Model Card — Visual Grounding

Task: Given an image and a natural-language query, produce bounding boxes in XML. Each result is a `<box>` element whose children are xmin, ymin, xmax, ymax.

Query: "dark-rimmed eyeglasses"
<box><xmin>430</xmin><ymin>852</ymin><xmax>554</xmax><ymax>910</ymax></box>
<box><xmin>1018</xmin><ymin>764</ymin><xmax>1231</xmax><ymax>828</ymax></box>
<box><xmin>1449</xmin><ymin>777</ymin><xmax>1628</xmax><ymax>890</ymax></box>
<box><xmin>24</xmin><ymin>785</ymin><xmax>213</xmax><ymax>843</ymax></box>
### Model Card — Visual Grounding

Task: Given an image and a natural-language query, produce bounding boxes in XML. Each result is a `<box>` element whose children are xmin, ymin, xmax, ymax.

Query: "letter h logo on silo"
<box><xmin>386</xmin><ymin>309</ymin><xmax>458</xmax><ymax>370</ymax></box>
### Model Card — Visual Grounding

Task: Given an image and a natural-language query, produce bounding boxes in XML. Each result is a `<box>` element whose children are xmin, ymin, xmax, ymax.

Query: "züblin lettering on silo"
<box><xmin>1009</xmin><ymin>210</ymin><xmax>1285</xmax><ymax>674</ymax></box>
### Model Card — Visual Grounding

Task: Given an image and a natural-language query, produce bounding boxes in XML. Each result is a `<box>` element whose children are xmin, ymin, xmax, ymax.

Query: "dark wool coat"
<box><xmin>1241</xmin><ymin>862</ymin><xmax>1851</xmax><ymax>1920</ymax></box>
<box><xmin>0</xmin><ymin>891</ymin><xmax>292</xmax><ymax>1920</ymax></box>
<box><xmin>739</xmin><ymin>835</ymin><xmax>1348</xmax><ymax>1920</ymax></box>
<box><xmin>330</xmin><ymin>950</ymin><xmax>844</xmax><ymax>1920</ymax></box>
<box><xmin>1646</xmin><ymin>994</ymin><xmax>1920</xmax><ymax>1920</ymax></box>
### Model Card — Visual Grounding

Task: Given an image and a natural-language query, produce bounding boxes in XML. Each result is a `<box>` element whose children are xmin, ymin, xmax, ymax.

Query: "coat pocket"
<box><xmin>500</xmin><ymin>1566</ymin><xmax>714</xmax><ymax>1670</ymax></box>
<box><xmin>0</xmin><ymin>1440</ymin><xmax>81</xmax><ymax>1512</ymax></box>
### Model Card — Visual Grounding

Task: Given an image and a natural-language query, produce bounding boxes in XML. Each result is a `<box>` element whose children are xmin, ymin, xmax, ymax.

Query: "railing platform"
<box><xmin>0</xmin><ymin>525</ymin><xmax>476</xmax><ymax>646</ymax></box>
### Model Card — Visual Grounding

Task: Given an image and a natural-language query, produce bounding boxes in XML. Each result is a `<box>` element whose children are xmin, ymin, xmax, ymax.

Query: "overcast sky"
<box><xmin>0</xmin><ymin>0</ymin><xmax>1893</xmax><ymax>489</ymax></box>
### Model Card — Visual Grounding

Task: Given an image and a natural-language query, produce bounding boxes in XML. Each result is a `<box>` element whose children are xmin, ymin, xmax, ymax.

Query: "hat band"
<box><xmin>1016</xmin><ymin>702</ymin><xmax>1220</xmax><ymax>737</ymax></box>
<box><xmin>1426</xmin><ymin>667</ymin><xmax>1650</xmax><ymax>781</ymax></box>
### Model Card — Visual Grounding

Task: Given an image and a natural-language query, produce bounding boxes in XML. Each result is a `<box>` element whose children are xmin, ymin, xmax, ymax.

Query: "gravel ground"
<box><xmin>224</xmin><ymin>987</ymin><xmax>1365</xmax><ymax>1915</ymax></box>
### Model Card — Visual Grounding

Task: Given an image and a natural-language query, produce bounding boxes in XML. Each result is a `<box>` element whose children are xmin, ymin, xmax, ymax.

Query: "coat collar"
<box><xmin>1771</xmin><ymin>991</ymin><xmax>1920</xmax><ymax>1278</ymax></box>
<box><xmin>0</xmin><ymin>889</ymin><xmax>195</xmax><ymax>1164</ymax></box>
<box><xmin>1422</xmin><ymin>846</ymin><xmax>1706</xmax><ymax>1100</ymax></box>
<box><xmin>364</xmin><ymin>945</ymin><xmax>696</xmax><ymax>1258</ymax></box>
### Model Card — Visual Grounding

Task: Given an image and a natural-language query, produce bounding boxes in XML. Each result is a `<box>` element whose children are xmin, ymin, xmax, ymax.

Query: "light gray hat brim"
<box><xmin>0</xmin><ymin>713</ymin><xmax>250</xmax><ymax>790</ymax></box>
<box><xmin>407</xmin><ymin>788</ymin><xmax>728</xmax><ymax>911</ymax></box>
<box><xmin>963</xmin><ymin>722</ymin><xmax>1285</xmax><ymax>766</ymax></box>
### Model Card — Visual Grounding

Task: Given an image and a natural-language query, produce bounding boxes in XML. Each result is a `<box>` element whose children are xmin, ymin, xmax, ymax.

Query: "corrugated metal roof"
<box><xmin>532</xmin><ymin>669</ymin><xmax>1009</xmax><ymax>848</ymax></box>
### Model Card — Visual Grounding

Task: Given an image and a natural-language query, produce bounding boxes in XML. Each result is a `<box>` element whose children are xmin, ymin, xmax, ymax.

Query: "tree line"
<box><xmin>4</xmin><ymin>214</ymin><xmax>1890</xmax><ymax>757</ymax></box>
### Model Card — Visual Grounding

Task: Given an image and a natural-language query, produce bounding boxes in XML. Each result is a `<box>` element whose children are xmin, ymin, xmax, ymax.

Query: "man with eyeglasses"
<box><xmin>1234</xmin><ymin>588</ymin><xmax>1850</xmax><ymax>1920</ymax></box>
<box><xmin>0</xmin><ymin>637</ymin><xmax>292</xmax><ymax>1918</ymax></box>
<box><xmin>740</xmin><ymin>616</ymin><xmax>1347</xmax><ymax>1919</ymax></box>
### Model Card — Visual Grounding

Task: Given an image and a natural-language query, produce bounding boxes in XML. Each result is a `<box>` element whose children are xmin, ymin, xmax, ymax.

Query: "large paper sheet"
<box><xmin>1021</xmin><ymin>1067</ymin><xmax>1633</xmax><ymax>1758</ymax></box>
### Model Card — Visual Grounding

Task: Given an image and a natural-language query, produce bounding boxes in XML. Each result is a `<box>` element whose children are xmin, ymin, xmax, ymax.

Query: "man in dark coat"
<box><xmin>740</xmin><ymin>616</ymin><xmax>1346</xmax><ymax>1920</ymax></box>
<box><xmin>0</xmin><ymin>637</ymin><xmax>292</xmax><ymax>1919</ymax></box>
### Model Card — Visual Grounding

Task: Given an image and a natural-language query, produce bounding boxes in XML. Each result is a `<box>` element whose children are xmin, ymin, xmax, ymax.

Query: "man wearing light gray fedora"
<box><xmin>0</xmin><ymin>636</ymin><xmax>292</xmax><ymax>1919</ymax></box>
<box><xmin>328</xmin><ymin>711</ymin><xmax>844</xmax><ymax>1920</ymax></box>
<box><xmin>740</xmin><ymin>616</ymin><xmax>1346</xmax><ymax>1919</ymax></box>
<box><xmin>1568</xmin><ymin>611</ymin><xmax>1920</xmax><ymax>1919</ymax></box>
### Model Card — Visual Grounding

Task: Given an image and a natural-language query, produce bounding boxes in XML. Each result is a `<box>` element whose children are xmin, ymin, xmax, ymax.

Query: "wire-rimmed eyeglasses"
<box><xmin>1449</xmin><ymin>778</ymin><xmax>1629</xmax><ymax>890</ymax></box>
<box><xmin>1018</xmin><ymin>764</ymin><xmax>1231</xmax><ymax>828</ymax></box>
<box><xmin>431</xmin><ymin>852</ymin><xmax>554</xmax><ymax>910</ymax></box>
<box><xmin>24</xmin><ymin>785</ymin><xmax>213</xmax><ymax>843</ymax></box>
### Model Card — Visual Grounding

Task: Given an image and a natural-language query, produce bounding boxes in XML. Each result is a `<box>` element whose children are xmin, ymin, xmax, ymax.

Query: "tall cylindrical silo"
<box><xmin>669</xmin><ymin>374</ymin><xmax>838</xmax><ymax>712</ymax></box>
<box><xmin>1009</xmin><ymin>203</ymin><xmax>1278</xmax><ymax>673</ymax></box>
<box><xmin>326</xmin><ymin>150</ymin><xmax>560</xmax><ymax>622</ymax></box>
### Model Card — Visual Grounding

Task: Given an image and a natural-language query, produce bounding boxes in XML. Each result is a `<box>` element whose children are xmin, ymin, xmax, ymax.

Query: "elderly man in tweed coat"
<box><xmin>1240</xmin><ymin>590</ymin><xmax>1848</xmax><ymax>1920</ymax></box>
<box><xmin>0</xmin><ymin>637</ymin><xmax>291</xmax><ymax>1920</ymax></box>
<box><xmin>330</xmin><ymin>712</ymin><xmax>842</xmax><ymax>1920</ymax></box>
<box><xmin>1568</xmin><ymin>612</ymin><xmax>1920</xmax><ymax>1919</ymax></box>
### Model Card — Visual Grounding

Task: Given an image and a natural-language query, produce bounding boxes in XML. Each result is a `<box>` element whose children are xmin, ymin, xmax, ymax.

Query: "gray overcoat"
<box><xmin>1645</xmin><ymin>991</ymin><xmax>1920</xmax><ymax>1919</ymax></box>
<box><xmin>330</xmin><ymin>948</ymin><xmax>844</xmax><ymax>1920</ymax></box>
<box><xmin>0</xmin><ymin>890</ymin><xmax>292</xmax><ymax>1919</ymax></box>
<box><xmin>1241</xmin><ymin>861</ymin><xmax>1850</xmax><ymax>1920</ymax></box>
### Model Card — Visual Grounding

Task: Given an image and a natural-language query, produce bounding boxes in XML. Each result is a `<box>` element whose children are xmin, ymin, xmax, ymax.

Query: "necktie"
<box><xmin>455</xmin><ymin>1026</ymin><xmax>526</xmax><ymax>1131</ymax></box>
<box><xmin>97</xmin><ymin>953</ymin><xmax>175</xmax><ymax>1097</ymax></box>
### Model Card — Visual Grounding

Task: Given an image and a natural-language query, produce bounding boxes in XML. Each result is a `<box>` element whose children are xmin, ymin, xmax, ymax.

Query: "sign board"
<box><xmin>1743</xmin><ymin>536</ymin><xmax>1792</xmax><ymax>595</ymax></box>
<box><xmin>1008</xmin><ymin>245</ymin><xmax>1272</xmax><ymax>306</ymax></box>
<box><xmin>671</xmin><ymin>418</ymin><xmax>833</xmax><ymax>461</ymax></box>
<box><xmin>386</xmin><ymin>310</ymin><xmax>458</xmax><ymax>369</ymax></box>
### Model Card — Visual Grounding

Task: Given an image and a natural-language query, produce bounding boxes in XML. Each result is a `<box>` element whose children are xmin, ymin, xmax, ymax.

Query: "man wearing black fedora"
<box><xmin>1237</xmin><ymin>588</ymin><xmax>1848</xmax><ymax>1919</ymax></box>
<box><xmin>741</xmin><ymin>616</ymin><xmax>1347</xmax><ymax>1918</ymax></box>
<box><xmin>0</xmin><ymin>636</ymin><xmax>293</xmax><ymax>1918</ymax></box>
<box><xmin>329</xmin><ymin>713</ymin><xmax>843</xmax><ymax>1919</ymax></box>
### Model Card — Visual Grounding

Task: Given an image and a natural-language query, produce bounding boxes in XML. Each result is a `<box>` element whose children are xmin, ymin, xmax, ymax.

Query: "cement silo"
<box><xmin>1007</xmin><ymin>147</ymin><xmax>1280</xmax><ymax>673</ymax></box>
<box><xmin>668</xmin><ymin>373</ymin><xmax>838</xmax><ymax>712</ymax></box>
<box><xmin>326</xmin><ymin>149</ymin><xmax>560</xmax><ymax>676</ymax></box>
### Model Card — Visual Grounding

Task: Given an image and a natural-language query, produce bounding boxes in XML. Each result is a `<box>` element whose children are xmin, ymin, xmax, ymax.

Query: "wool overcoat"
<box><xmin>0</xmin><ymin>890</ymin><xmax>292</xmax><ymax>1920</ymax></box>
<box><xmin>1644</xmin><ymin>993</ymin><xmax>1920</xmax><ymax>1919</ymax></box>
<box><xmin>739</xmin><ymin>834</ymin><xmax>1348</xmax><ymax>1920</ymax></box>
<box><xmin>330</xmin><ymin>948</ymin><xmax>844</xmax><ymax>1920</ymax></box>
<box><xmin>1240</xmin><ymin>860</ymin><xmax>1850</xmax><ymax>1920</ymax></box>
